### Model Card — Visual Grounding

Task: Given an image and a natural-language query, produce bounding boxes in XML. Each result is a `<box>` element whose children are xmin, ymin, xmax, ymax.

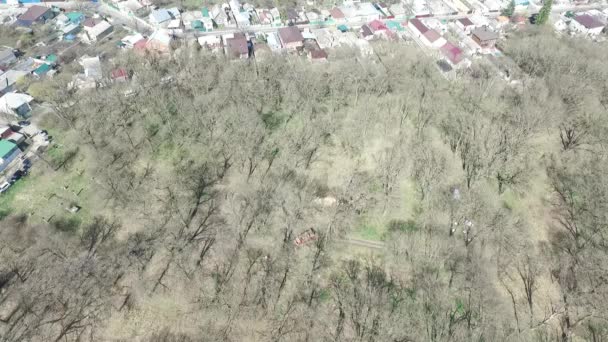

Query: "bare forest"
<box><xmin>2</xmin><ymin>29</ymin><xmax>608</xmax><ymax>341</ymax></box>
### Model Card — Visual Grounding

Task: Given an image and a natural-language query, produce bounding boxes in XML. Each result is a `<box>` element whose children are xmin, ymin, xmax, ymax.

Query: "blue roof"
<box><xmin>151</xmin><ymin>9</ymin><xmax>172</xmax><ymax>23</ymax></box>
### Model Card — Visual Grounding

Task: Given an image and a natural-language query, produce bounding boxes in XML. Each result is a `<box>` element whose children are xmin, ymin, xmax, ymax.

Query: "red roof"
<box><xmin>111</xmin><ymin>68</ymin><xmax>128</xmax><ymax>80</ymax></box>
<box><xmin>330</xmin><ymin>7</ymin><xmax>345</xmax><ymax>19</ymax></box>
<box><xmin>408</xmin><ymin>18</ymin><xmax>429</xmax><ymax>34</ymax></box>
<box><xmin>310</xmin><ymin>49</ymin><xmax>328</xmax><ymax>60</ymax></box>
<box><xmin>278</xmin><ymin>26</ymin><xmax>304</xmax><ymax>45</ymax></box>
<box><xmin>226</xmin><ymin>36</ymin><xmax>248</xmax><ymax>56</ymax></box>
<box><xmin>423</xmin><ymin>29</ymin><xmax>441</xmax><ymax>42</ymax></box>
<box><xmin>133</xmin><ymin>39</ymin><xmax>148</xmax><ymax>50</ymax></box>
<box><xmin>574</xmin><ymin>14</ymin><xmax>604</xmax><ymax>29</ymax></box>
<box><xmin>440</xmin><ymin>42</ymin><xmax>463</xmax><ymax>65</ymax></box>
<box><xmin>19</xmin><ymin>5</ymin><xmax>51</xmax><ymax>21</ymax></box>
<box><xmin>369</xmin><ymin>19</ymin><xmax>388</xmax><ymax>32</ymax></box>
<box><xmin>83</xmin><ymin>18</ymin><xmax>102</xmax><ymax>27</ymax></box>
<box><xmin>457</xmin><ymin>18</ymin><xmax>474</xmax><ymax>27</ymax></box>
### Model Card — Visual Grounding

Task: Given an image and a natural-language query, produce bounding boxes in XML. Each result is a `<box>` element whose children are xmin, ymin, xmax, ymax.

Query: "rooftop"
<box><xmin>409</xmin><ymin>18</ymin><xmax>429</xmax><ymax>34</ymax></box>
<box><xmin>0</xmin><ymin>140</ymin><xmax>17</xmax><ymax>158</ymax></box>
<box><xmin>278</xmin><ymin>26</ymin><xmax>304</xmax><ymax>45</ymax></box>
<box><xmin>471</xmin><ymin>27</ymin><xmax>499</xmax><ymax>41</ymax></box>
<box><xmin>458</xmin><ymin>17</ymin><xmax>474</xmax><ymax>26</ymax></box>
<box><xmin>19</xmin><ymin>5</ymin><xmax>51</xmax><ymax>22</ymax></box>
<box><xmin>574</xmin><ymin>14</ymin><xmax>604</xmax><ymax>29</ymax></box>
<box><xmin>423</xmin><ymin>29</ymin><xmax>441</xmax><ymax>42</ymax></box>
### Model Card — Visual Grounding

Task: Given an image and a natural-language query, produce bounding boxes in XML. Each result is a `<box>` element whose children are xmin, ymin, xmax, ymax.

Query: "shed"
<box><xmin>18</xmin><ymin>5</ymin><xmax>53</xmax><ymax>26</ymax></box>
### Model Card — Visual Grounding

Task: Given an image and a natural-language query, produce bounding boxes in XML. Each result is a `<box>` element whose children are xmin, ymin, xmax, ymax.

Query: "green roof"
<box><xmin>192</xmin><ymin>20</ymin><xmax>202</xmax><ymax>28</ymax></box>
<box><xmin>201</xmin><ymin>7</ymin><xmax>209</xmax><ymax>17</ymax></box>
<box><xmin>66</xmin><ymin>12</ymin><xmax>84</xmax><ymax>23</ymax></box>
<box><xmin>386</xmin><ymin>21</ymin><xmax>404</xmax><ymax>31</ymax></box>
<box><xmin>337</xmin><ymin>24</ymin><xmax>349</xmax><ymax>32</ymax></box>
<box><xmin>34</xmin><ymin>63</ymin><xmax>51</xmax><ymax>75</ymax></box>
<box><xmin>46</xmin><ymin>54</ymin><xmax>58</xmax><ymax>63</ymax></box>
<box><xmin>0</xmin><ymin>140</ymin><xmax>17</xmax><ymax>158</ymax></box>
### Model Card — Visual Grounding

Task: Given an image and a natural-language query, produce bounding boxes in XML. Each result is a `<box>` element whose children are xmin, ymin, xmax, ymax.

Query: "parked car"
<box><xmin>0</xmin><ymin>182</ymin><xmax>11</xmax><ymax>193</ymax></box>
<box><xmin>22</xmin><ymin>158</ymin><xmax>31</xmax><ymax>170</ymax></box>
<box><xmin>10</xmin><ymin>170</ymin><xmax>24</xmax><ymax>183</ymax></box>
<box><xmin>18</xmin><ymin>120</ymin><xmax>30</xmax><ymax>126</ymax></box>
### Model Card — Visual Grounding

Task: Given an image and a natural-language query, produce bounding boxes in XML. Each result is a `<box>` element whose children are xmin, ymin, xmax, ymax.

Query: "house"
<box><xmin>79</xmin><ymin>56</ymin><xmax>102</xmax><ymax>80</ymax></box>
<box><xmin>0</xmin><ymin>140</ymin><xmax>21</xmax><ymax>172</ymax></box>
<box><xmin>440</xmin><ymin>41</ymin><xmax>464</xmax><ymax>65</ymax></box>
<box><xmin>111</xmin><ymin>68</ymin><xmax>129</xmax><ymax>82</ymax></box>
<box><xmin>198</xmin><ymin>35</ymin><xmax>223</xmax><ymax>52</ymax></box>
<box><xmin>422</xmin><ymin>29</ymin><xmax>446</xmax><ymax>48</ymax></box>
<box><xmin>82</xmin><ymin>17</ymin><xmax>102</xmax><ymax>28</ymax></box>
<box><xmin>456</xmin><ymin>17</ymin><xmax>475</xmax><ymax>33</ymax></box>
<box><xmin>149</xmin><ymin>9</ymin><xmax>173</xmax><ymax>26</ymax></box>
<box><xmin>0</xmin><ymin>70</ymin><xmax>28</xmax><ymax>95</ymax></box>
<box><xmin>311</xmin><ymin>28</ymin><xmax>337</xmax><ymax>49</ymax></box>
<box><xmin>0</xmin><ymin>126</ymin><xmax>25</xmax><ymax>145</ymax></box>
<box><xmin>408</xmin><ymin>18</ymin><xmax>429</xmax><ymax>36</ymax></box>
<box><xmin>225</xmin><ymin>33</ymin><xmax>249</xmax><ymax>59</ymax></box>
<box><xmin>146</xmin><ymin>29</ymin><xmax>172</xmax><ymax>54</ymax></box>
<box><xmin>571</xmin><ymin>14</ymin><xmax>604</xmax><ymax>35</ymax></box>
<box><xmin>118</xmin><ymin>0</ymin><xmax>144</xmax><ymax>16</ymax></box>
<box><xmin>360</xmin><ymin>25</ymin><xmax>374</xmax><ymax>39</ymax></box>
<box><xmin>18</xmin><ymin>5</ymin><xmax>53</xmax><ymax>26</ymax></box>
<box><xmin>278</xmin><ymin>26</ymin><xmax>304</xmax><ymax>49</ymax></box>
<box><xmin>330</xmin><ymin>7</ymin><xmax>345</xmax><ymax>19</ymax></box>
<box><xmin>0</xmin><ymin>92</ymin><xmax>33</xmax><ymax>117</ymax></box>
<box><xmin>65</xmin><ymin>12</ymin><xmax>84</xmax><ymax>25</ymax></box>
<box><xmin>471</xmin><ymin>27</ymin><xmax>499</xmax><ymax>48</ymax></box>
<box><xmin>83</xmin><ymin>20</ymin><xmax>113</xmax><ymax>44</ymax></box>
<box><xmin>0</xmin><ymin>49</ymin><xmax>16</xmax><ymax>68</ymax></box>
<box><xmin>201</xmin><ymin>17</ymin><xmax>214</xmax><ymax>31</ymax></box>
<box><xmin>369</xmin><ymin>19</ymin><xmax>388</xmax><ymax>32</ymax></box>
<box><xmin>121</xmin><ymin>33</ymin><xmax>145</xmax><ymax>48</ymax></box>
<box><xmin>309</xmin><ymin>48</ymin><xmax>328</xmax><ymax>62</ymax></box>
<box><xmin>389</xmin><ymin>3</ymin><xmax>406</xmax><ymax>19</ymax></box>
<box><xmin>266</xmin><ymin>32</ymin><xmax>283</xmax><ymax>50</ymax></box>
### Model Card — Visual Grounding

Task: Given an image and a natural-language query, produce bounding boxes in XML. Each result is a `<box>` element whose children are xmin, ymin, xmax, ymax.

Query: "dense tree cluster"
<box><xmin>1</xmin><ymin>32</ymin><xmax>608</xmax><ymax>341</ymax></box>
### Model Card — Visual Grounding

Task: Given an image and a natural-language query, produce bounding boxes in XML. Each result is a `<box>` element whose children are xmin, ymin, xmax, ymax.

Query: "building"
<box><xmin>278</xmin><ymin>26</ymin><xmax>304</xmax><ymax>49</ymax></box>
<box><xmin>147</xmin><ymin>29</ymin><xmax>173</xmax><ymax>54</ymax></box>
<box><xmin>456</xmin><ymin>17</ymin><xmax>475</xmax><ymax>33</ymax></box>
<box><xmin>360</xmin><ymin>25</ymin><xmax>374</xmax><ymax>39</ymax></box>
<box><xmin>330</xmin><ymin>7</ymin><xmax>345</xmax><ymax>19</ymax></box>
<box><xmin>198</xmin><ymin>35</ymin><xmax>223</xmax><ymax>52</ymax></box>
<box><xmin>311</xmin><ymin>28</ymin><xmax>337</xmax><ymax>49</ymax></box>
<box><xmin>0</xmin><ymin>140</ymin><xmax>21</xmax><ymax>172</ymax></box>
<box><xmin>82</xmin><ymin>20</ymin><xmax>113</xmax><ymax>44</ymax></box>
<box><xmin>18</xmin><ymin>5</ymin><xmax>53</xmax><ymax>26</ymax></box>
<box><xmin>408</xmin><ymin>18</ymin><xmax>429</xmax><ymax>36</ymax></box>
<box><xmin>471</xmin><ymin>27</ymin><xmax>499</xmax><ymax>48</ymax></box>
<box><xmin>0</xmin><ymin>49</ymin><xmax>16</xmax><ymax>68</ymax></box>
<box><xmin>440</xmin><ymin>41</ymin><xmax>464</xmax><ymax>65</ymax></box>
<box><xmin>571</xmin><ymin>14</ymin><xmax>605</xmax><ymax>35</ymax></box>
<box><xmin>422</xmin><ymin>29</ymin><xmax>446</xmax><ymax>48</ymax></box>
<box><xmin>309</xmin><ymin>48</ymin><xmax>328</xmax><ymax>62</ymax></box>
<box><xmin>149</xmin><ymin>9</ymin><xmax>174</xmax><ymax>26</ymax></box>
<box><xmin>225</xmin><ymin>33</ymin><xmax>249</xmax><ymax>58</ymax></box>
<box><xmin>266</xmin><ymin>32</ymin><xmax>283</xmax><ymax>50</ymax></box>
<box><xmin>0</xmin><ymin>92</ymin><xmax>33</xmax><ymax>117</ymax></box>
<box><xmin>0</xmin><ymin>70</ymin><xmax>28</xmax><ymax>96</ymax></box>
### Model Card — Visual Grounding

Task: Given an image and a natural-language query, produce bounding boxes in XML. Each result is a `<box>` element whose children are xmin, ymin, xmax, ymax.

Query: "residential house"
<box><xmin>198</xmin><ymin>35</ymin><xmax>223</xmax><ymax>52</ymax></box>
<box><xmin>270</xmin><ymin>8</ymin><xmax>281</xmax><ymax>24</ymax></box>
<box><xmin>330</xmin><ymin>7</ymin><xmax>345</xmax><ymax>20</ymax></box>
<box><xmin>65</xmin><ymin>12</ymin><xmax>85</xmax><ymax>25</ymax></box>
<box><xmin>146</xmin><ymin>29</ymin><xmax>172</xmax><ymax>54</ymax></box>
<box><xmin>570</xmin><ymin>14</ymin><xmax>604</xmax><ymax>35</ymax></box>
<box><xmin>82</xmin><ymin>20</ymin><xmax>113</xmax><ymax>44</ymax></box>
<box><xmin>311</xmin><ymin>28</ymin><xmax>337</xmax><ymax>49</ymax></box>
<box><xmin>408</xmin><ymin>18</ymin><xmax>429</xmax><ymax>36</ymax></box>
<box><xmin>388</xmin><ymin>3</ymin><xmax>406</xmax><ymax>19</ymax></box>
<box><xmin>266</xmin><ymin>32</ymin><xmax>283</xmax><ymax>50</ymax></box>
<box><xmin>201</xmin><ymin>17</ymin><xmax>214</xmax><ymax>31</ymax></box>
<box><xmin>471</xmin><ymin>27</ymin><xmax>499</xmax><ymax>48</ymax></box>
<box><xmin>0</xmin><ymin>140</ymin><xmax>21</xmax><ymax>172</ymax></box>
<box><xmin>0</xmin><ymin>70</ymin><xmax>28</xmax><ymax>95</ymax></box>
<box><xmin>82</xmin><ymin>17</ymin><xmax>102</xmax><ymax>28</ymax></box>
<box><xmin>0</xmin><ymin>49</ymin><xmax>16</xmax><ymax>68</ymax></box>
<box><xmin>224</xmin><ymin>33</ymin><xmax>249</xmax><ymax>58</ymax></box>
<box><xmin>257</xmin><ymin>9</ymin><xmax>274</xmax><ymax>25</ymax></box>
<box><xmin>118</xmin><ymin>0</ymin><xmax>144</xmax><ymax>16</ymax></box>
<box><xmin>121</xmin><ymin>33</ymin><xmax>145</xmax><ymax>48</ymax></box>
<box><xmin>0</xmin><ymin>126</ymin><xmax>25</xmax><ymax>144</ymax></box>
<box><xmin>456</xmin><ymin>17</ymin><xmax>475</xmax><ymax>33</ymax></box>
<box><xmin>0</xmin><ymin>92</ymin><xmax>33</xmax><ymax>117</ymax></box>
<box><xmin>440</xmin><ymin>41</ymin><xmax>464</xmax><ymax>65</ymax></box>
<box><xmin>111</xmin><ymin>68</ymin><xmax>129</xmax><ymax>82</ymax></box>
<box><xmin>18</xmin><ymin>5</ymin><xmax>53</xmax><ymax>26</ymax></box>
<box><xmin>308</xmin><ymin>48</ymin><xmax>328</xmax><ymax>62</ymax></box>
<box><xmin>278</xmin><ymin>26</ymin><xmax>304</xmax><ymax>50</ymax></box>
<box><xmin>422</xmin><ymin>29</ymin><xmax>446</xmax><ymax>48</ymax></box>
<box><xmin>80</xmin><ymin>56</ymin><xmax>102</xmax><ymax>80</ymax></box>
<box><xmin>149</xmin><ymin>9</ymin><xmax>173</xmax><ymax>26</ymax></box>
<box><xmin>360</xmin><ymin>24</ymin><xmax>374</xmax><ymax>39</ymax></box>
